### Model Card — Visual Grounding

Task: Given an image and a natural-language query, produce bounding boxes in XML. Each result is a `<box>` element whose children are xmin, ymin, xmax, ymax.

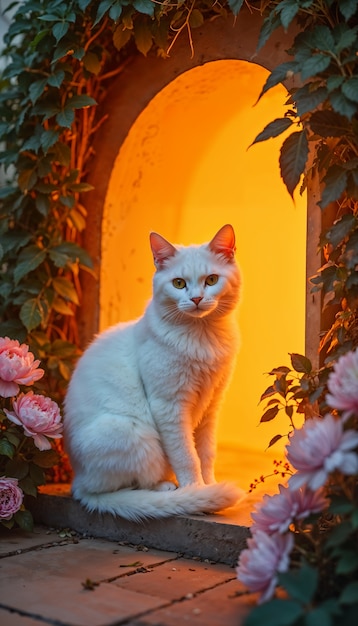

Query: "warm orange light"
<box><xmin>100</xmin><ymin>60</ymin><xmax>306</xmax><ymax>463</ymax></box>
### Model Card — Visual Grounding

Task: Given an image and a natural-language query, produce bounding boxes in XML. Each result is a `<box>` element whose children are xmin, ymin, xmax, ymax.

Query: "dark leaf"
<box><xmin>330</xmin><ymin>90</ymin><xmax>357</xmax><ymax>120</ymax></box>
<box><xmin>342</xmin><ymin>77</ymin><xmax>358</xmax><ymax>103</ymax></box>
<box><xmin>320</xmin><ymin>165</ymin><xmax>348</xmax><ymax>208</ymax></box>
<box><xmin>33</xmin><ymin>449</ymin><xmax>60</xmax><ymax>468</ymax></box>
<box><xmin>279</xmin><ymin>131</ymin><xmax>309</xmax><ymax>197</ymax></box>
<box><xmin>244</xmin><ymin>599</ymin><xmax>303</xmax><ymax>626</ymax></box>
<box><xmin>20</xmin><ymin>298</ymin><xmax>44</xmax><ymax>332</ymax></box>
<box><xmin>300</xmin><ymin>53</ymin><xmax>331</xmax><ymax>81</ymax></box>
<box><xmin>56</xmin><ymin>107</ymin><xmax>75</xmax><ymax>128</ymax></box>
<box><xmin>13</xmin><ymin>509</ymin><xmax>34</xmax><ymax>532</ymax></box>
<box><xmin>113</xmin><ymin>25</ymin><xmax>132</xmax><ymax>51</ymax></box>
<box><xmin>339</xmin><ymin>0</ymin><xmax>358</xmax><ymax>20</ymax></box>
<box><xmin>260</xmin><ymin>385</ymin><xmax>276</xmax><ymax>401</ymax></box>
<box><xmin>309</xmin><ymin>109</ymin><xmax>350</xmax><ymax>137</ymax></box>
<box><xmin>250</xmin><ymin>117</ymin><xmax>293</xmax><ymax>146</ymax></box>
<box><xmin>326</xmin><ymin>214</ymin><xmax>356</xmax><ymax>248</ymax></box>
<box><xmin>227</xmin><ymin>0</ymin><xmax>244</xmax><ymax>15</ymax></box>
<box><xmin>14</xmin><ymin>246</ymin><xmax>47</xmax><ymax>284</ymax></box>
<box><xmin>295</xmin><ymin>85</ymin><xmax>327</xmax><ymax>116</ymax></box>
<box><xmin>268</xmin><ymin>434</ymin><xmax>284</xmax><ymax>448</ymax></box>
<box><xmin>0</xmin><ymin>438</ymin><xmax>15</xmax><ymax>458</ymax></box>
<box><xmin>260</xmin><ymin>405</ymin><xmax>279</xmax><ymax>423</ymax></box>
<box><xmin>19</xmin><ymin>476</ymin><xmax>37</xmax><ymax>497</ymax></box>
<box><xmin>290</xmin><ymin>353</ymin><xmax>312</xmax><ymax>373</ymax></box>
<box><xmin>133</xmin><ymin>0</ymin><xmax>155</xmax><ymax>16</ymax></box>
<box><xmin>256</xmin><ymin>62</ymin><xmax>298</xmax><ymax>100</ymax></box>
<box><xmin>340</xmin><ymin>582</ymin><xmax>358</xmax><ymax>605</ymax></box>
<box><xmin>52</xmin><ymin>21</ymin><xmax>69</xmax><ymax>43</ymax></box>
<box><xmin>278</xmin><ymin>562</ymin><xmax>318</xmax><ymax>604</ymax></box>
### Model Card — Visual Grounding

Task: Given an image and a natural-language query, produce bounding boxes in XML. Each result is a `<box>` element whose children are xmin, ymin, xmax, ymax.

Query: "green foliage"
<box><xmin>250</xmin><ymin>1</ymin><xmax>358</xmax><ymax>209</ymax></box>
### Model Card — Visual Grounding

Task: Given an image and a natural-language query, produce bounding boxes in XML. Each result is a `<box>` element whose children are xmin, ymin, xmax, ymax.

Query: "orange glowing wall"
<box><xmin>100</xmin><ymin>60</ymin><xmax>307</xmax><ymax>453</ymax></box>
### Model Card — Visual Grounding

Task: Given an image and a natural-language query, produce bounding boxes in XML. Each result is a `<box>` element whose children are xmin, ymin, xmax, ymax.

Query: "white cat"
<box><xmin>64</xmin><ymin>224</ymin><xmax>243</xmax><ymax>521</ymax></box>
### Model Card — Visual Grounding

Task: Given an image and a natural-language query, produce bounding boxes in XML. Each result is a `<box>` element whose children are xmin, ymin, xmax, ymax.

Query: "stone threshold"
<box><xmin>28</xmin><ymin>482</ymin><xmax>273</xmax><ymax>567</ymax></box>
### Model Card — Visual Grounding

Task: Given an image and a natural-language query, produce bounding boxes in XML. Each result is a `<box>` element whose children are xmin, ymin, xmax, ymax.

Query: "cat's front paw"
<box><xmin>154</xmin><ymin>481</ymin><xmax>177</xmax><ymax>492</ymax></box>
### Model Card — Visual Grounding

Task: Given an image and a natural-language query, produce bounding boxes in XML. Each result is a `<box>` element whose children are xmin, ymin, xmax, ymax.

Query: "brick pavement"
<box><xmin>0</xmin><ymin>525</ymin><xmax>256</xmax><ymax>626</ymax></box>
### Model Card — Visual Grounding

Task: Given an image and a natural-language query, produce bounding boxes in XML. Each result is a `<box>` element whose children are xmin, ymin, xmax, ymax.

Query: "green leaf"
<box><xmin>339</xmin><ymin>0</ymin><xmax>358</xmax><ymax>20</ymax></box>
<box><xmin>251</xmin><ymin>118</ymin><xmax>293</xmax><ymax>146</ymax></box>
<box><xmin>330</xmin><ymin>90</ymin><xmax>357</xmax><ymax>120</ymax></box>
<box><xmin>19</xmin><ymin>476</ymin><xmax>38</xmax><ymax>497</ymax></box>
<box><xmin>325</xmin><ymin>214</ymin><xmax>356</xmax><ymax>247</ymax></box>
<box><xmin>256</xmin><ymin>62</ymin><xmax>298</xmax><ymax>101</ymax></box>
<box><xmin>300</xmin><ymin>53</ymin><xmax>331</xmax><ymax>81</ymax></box>
<box><xmin>6</xmin><ymin>458</ymin><xmax>29</xmax><ymax>479</ymax></box>
<box><xmin>41</xmin><ymin>129</ymin><xmax>60</xmax><ymax>153</ymax></box>
<box><xmin>94</xmin><ymin>0</ymin><xmax>115</xmax><ymax>26</ymax></box>
<box><xmin>52</xmin><ymin>276</ymin><xmax>80</xmax><ymax>304</ymax></box>
<box><xmin>277</xmin><ymin>0</ymin><xmax>300</xmax><ymax>31</ymax></box>
<box><xmin>305</xmin><ymin>607</ymin><xmax>333</xmax><ymax>626</ymax></box>
<box><xmin>13</xmin><ymin>509</ymin><xmax>34</xmax><ymax>532</ymax></box>
<box><xmin>279</xmin><ymin>131</ymin><xmax>309</xmax><ymax>198</ymax></box>
<box><xmin>257</xmin><ymin>12</ymin><xmax>281</xmax><ymax>50</ymax></box>
<box><xmin>278</xmin><ymin>563</ymin><xmax>318</xmax><ymax>605</ymax></box>
<box><xmin>0</xmin><ymin>438</ymin><xmax>15</xmax><ymax>458</ymax></box>
<box><xmin>20</xmin><ymin>298</ymin><xmax>44</xmax><ymax>332</ymax></box>
<box><xmin>133</xmin><ymin>0</ymin><xmax>155</xmax><ymax>16</ymax></box>
<box><xmin>290</xmin><ymin>353</ymin><xmax>312</xmax><ymax>373</ymax></box>
<box><xmin>227</xmin><ymin>0</ymin><xmax>244</xmax><ymax>15</ymax></box>
<box><xmin>309</xmin><ymin>110</ymin><xmax>350</xmax><ymax>137</ymax></box>
<box><xmin>29</xmin><ymin>463</ymin><xmax>46</xmax><ymax>486</ymax></box>
<box><xmin>244</xmin><ymin>599</ymin><xmax>303</xmax><ymax>626</ymax></box>
<box><xmin>342</xmin><ymin>77</ymin><xmax>358</xmax><ymax>103</ymax></box>
<box><xmin>295</xmin><ymin>85</ymin><xmax>327</xmax><ymax>116</ymax></box>
<box><xmin>52</xmin><ymin>296</ymin><xmax>74</xmax><ymax>315</ymax></box>
<box><xmin>260</xmin><ymin>405</ymin><xmax>279</xmax><ymax>423</ymax></box>
<box><xmin>340</xmin><ymin>582</ymin><xmax>358</xmax><ymax>605</ymax></box>
<box><xmin>49</xmin><ymin>241</ymin><xmax>93</xmax><ymax>268</ymax></box>
<box><xmin>48</xmin><ymin>69</ymin><xmax>65</xmax><ymax>87</ymax></box>
<box><xmin>52</xmin><ymin>21</ymin><xmax>69</xmax><ymax>42</ymax></box>
<box><xmin>29</xmin><ymin>78</ymin><xmax>48</xmax><ymax>104</ymax></box>
<box><xmin>320</xmin><ymin>165</ymin><xmax>348</xmax><ymax>208</ymax></box>
<box><xmin>56</xmin><ymin>108</ymin><xmax>75</xmax><ymax>128</ymax></box>
<box><xmin>189</xmin><ymin>9</ymin><xmax>204</xmax><ymax>28</ymax></box>
<box><xmin>109</xmin><ymin>2</ymin><xmax>123</xmax><ymax>21</ymax></box>
<box><xmin>14</xmin><ymin>246</ymin><xmax>47</xmax><ymax>284</ymax></box>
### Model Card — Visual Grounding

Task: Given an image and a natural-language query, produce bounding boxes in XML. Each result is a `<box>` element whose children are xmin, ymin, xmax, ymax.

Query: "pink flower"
<box><xmin>0</xmin><ymin>337</ymin><xmax>44</xmax><ymax>398</ymax></box>
<box><xmin>4</xmin><ymin>391</ymin><xmax>63</xmax><ymax>451</ymax></box>
<box><xmin>326</xmin><ymin>348</ymin><xmax>358</xmax><ymax>420</ymax></box>
<box><xmin>0</xmin><ymin>477</ymin><xmax>23</xmax><ymax>520</ymax></box>
<box><xmin>237</xmin><ymin>530</ymin><xmax>294</xmax><ymax>603</ymax></box>
<box><xmin>251</xmin><ymin>484</ymin><xmax>328</xmax><ymax>534</ymax></box>
<box><xmin>287</xmin><ymin>414</ymin><xmax>358</xmax><ymax>491</ymax></box>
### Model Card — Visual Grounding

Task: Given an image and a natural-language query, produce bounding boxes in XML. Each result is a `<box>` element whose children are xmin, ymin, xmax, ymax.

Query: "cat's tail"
<box><xmin>73</xmin><ymin>482</ymin><xmax>243</xmax><ymax>522</ymax></box>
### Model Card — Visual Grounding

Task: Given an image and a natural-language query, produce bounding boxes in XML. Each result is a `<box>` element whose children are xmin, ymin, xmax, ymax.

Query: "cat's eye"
<box><xmin>172</xmin><ymin>278</ymin><xmax>186</xmax><ymax>289</ymax></box>
<box><xmin>205</xmin><ymin>274</ymin><xmax>219</xmax><ymax>286</ymax></box>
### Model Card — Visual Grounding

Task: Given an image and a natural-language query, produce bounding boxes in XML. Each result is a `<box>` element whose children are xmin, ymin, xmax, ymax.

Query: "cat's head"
<box><xmin>150</xmin><ymin>224</ymin><xmax>240</xmax><ymax>321</ymax></box>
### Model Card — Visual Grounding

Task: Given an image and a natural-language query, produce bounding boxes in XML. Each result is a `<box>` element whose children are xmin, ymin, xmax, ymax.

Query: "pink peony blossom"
<box><xmin>287</xmin><ymin>414</ymin><xmax>358</xmax><ymax>491</ymax></box>
<box><xmin>0</xmin><ymin>337</ymin><xmax>44</xmax><ymax>398</ymax></box>
<box><xmin>326</xmin><ymin>348</ymin><xmax>358</xmax><ymax>420</ymax></box>
<box><xmin>0</xmin><ymin>477</ymin><xmax>23</xmax><ymax>519</ymax></box>
<box><xmin>237</xmin><ymin>530</ymin><xmax>294</xmax><ymax>604</ymax></box>
<box><xmin>251</xmin><ymin>484</ymin><xmax>328</xmax><ymax>534</ymax></box>
<box><xmin>4</xmin><ymin>391</ymin><xmax>63</xmax><ymax>451</ymax></box>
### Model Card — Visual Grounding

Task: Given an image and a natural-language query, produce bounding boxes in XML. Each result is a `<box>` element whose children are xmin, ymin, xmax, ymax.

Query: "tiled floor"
<box><xmin>0</xmin><ymin>526</ymin><xmax>256</xmax><ymax>626</ymax></box>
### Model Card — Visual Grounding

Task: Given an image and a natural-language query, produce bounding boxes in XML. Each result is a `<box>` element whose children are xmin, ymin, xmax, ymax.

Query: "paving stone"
<box><xmin>133</xmin><ymin>579</ymin><xmax>256</xmax><ymax>626</ymax></box>
<box><xmin>0</xmin><ymin>525</ymin><xmax>61</xmax><ymax>557</ymax></box>
<box><xmin>111</xmin><ymin>556</ymin><xmax>236</xmax><ymax>602</ymax></box>
<box><xmin>0</xmin><ymin>609</ymin><xmax>45</xmax><ymax>626</ymax></box>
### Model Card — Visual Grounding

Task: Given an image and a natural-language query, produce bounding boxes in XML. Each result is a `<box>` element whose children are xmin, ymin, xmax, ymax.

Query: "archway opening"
<box><xmin>100</xmin><ymin>59</ymin><xmax>307</xmax><ymax>486</ymax></box>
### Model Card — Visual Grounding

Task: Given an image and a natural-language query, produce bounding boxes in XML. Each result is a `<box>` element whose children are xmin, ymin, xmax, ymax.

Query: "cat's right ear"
<box><xmin>150</xmin><ymin>232</ymin><xmax>177</xmax><ymax>269</ymax></box>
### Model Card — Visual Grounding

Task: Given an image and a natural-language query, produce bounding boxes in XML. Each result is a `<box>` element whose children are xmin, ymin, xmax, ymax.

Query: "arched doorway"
<box><xmin>100</xmin><ymin>59</ymin><xmax>307</xmax><ymax>459</ymax></box>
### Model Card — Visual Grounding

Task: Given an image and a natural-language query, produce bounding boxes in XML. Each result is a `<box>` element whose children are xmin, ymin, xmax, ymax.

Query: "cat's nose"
<box><xmin>191</xmin><ymin>297</ymin><xmax>203</xmax><ymax>306</ymax></box>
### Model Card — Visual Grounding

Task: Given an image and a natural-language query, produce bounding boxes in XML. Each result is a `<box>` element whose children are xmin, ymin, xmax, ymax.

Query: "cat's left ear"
<box><xmin>209</xmin><ymin>224</ymin><xmax>236</xmax><ymax>261</ymax></box>
<box><xmin>150</xmin><ymin>232</ymin><xmax>177</xmax><ymax>269</ymax></box>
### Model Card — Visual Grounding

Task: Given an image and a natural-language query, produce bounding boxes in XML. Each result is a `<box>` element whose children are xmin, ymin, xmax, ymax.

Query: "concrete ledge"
<box><xmin>28</xmin><ymin>485</ymin><xmax>253</xmax><ymax>566</ymax></box>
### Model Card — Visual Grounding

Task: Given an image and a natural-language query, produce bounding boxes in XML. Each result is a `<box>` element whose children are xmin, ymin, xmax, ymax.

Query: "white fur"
<box><xmin>64</xmin><ymin>225</ymin><xmax>243</xmax><ymax>521</ymax></box>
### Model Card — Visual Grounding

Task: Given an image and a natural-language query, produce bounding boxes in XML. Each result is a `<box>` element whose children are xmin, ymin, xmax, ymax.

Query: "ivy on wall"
<box><xmin>0</xmin><ymin>0</ymin><xmax>357</xmax><ymax>397</ymax></box>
